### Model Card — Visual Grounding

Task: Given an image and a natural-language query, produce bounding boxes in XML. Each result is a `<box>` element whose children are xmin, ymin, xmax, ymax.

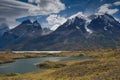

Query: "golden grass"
<box><xmin>0</xmin><ymin>48</ymin><xmax>120</xmax><ymax>80</ymax></box>
<box><xmin>0</xmin><ymin>51</ymin><xmax>83</xmax><ymax>64</ymax></box>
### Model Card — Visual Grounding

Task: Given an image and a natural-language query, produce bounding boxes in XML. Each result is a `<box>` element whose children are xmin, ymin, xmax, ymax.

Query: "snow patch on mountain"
<box><xmin>104</xmin><ymin>26</ymin><xmax>108</xmax><ymax>31</ymax></box>
<box><xmin>76</xmin><ymin>26</ymin><xmax>80</xmax><ymax>29</ymax></box>
<box><xmin>69</xmin><ymin>12</ymin><xmax>86</xmax><ymax>19</ymax></box>
<box><xmin>69</xmin><ymin>12</ymin><xmax>93</xmax><ymax>33</ymax></box>
<box><xmin>85</xmin><ymin>23</ymin><xmax>93</xmax><ymax>34</ymax></box>
<box><xmin>114</xmin><ymin>18</ymin><xmax>120</xmax><ymax>23</ymax></box>
<box><xmin>85</xmin><ymin>18</ymin><xmax>93</xmax><ymax>34</ymax></box>
<box><xmin>65</xmin><ymin>19</ymin><xmax>74</xmax><ymax>26</ymax></box>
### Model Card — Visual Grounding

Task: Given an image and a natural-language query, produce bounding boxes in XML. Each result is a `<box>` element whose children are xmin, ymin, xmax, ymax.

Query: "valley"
<box><xmin>0</xmin><ymin>48</ymin><xmax>119</xmax><ymax>80</ymax></box>
<box><xmin>1</xmin><ymin>0</ymin><xmax>120</xmax><ymax>80</ymax></box>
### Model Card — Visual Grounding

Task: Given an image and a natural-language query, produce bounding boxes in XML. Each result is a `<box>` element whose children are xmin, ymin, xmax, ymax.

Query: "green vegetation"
<box><xmin>36</xmin><ymin>61</ymin><xmax>67</xmax><ymax>69</ymax></box>
<box><xmin>0</xmin><ymin>48</ymin><xmax>120</xmax><ymax>80</ymax></box>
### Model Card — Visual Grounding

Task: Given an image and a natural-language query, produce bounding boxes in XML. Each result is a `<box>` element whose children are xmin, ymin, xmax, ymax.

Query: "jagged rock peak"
<box><xmin>22</xmin><ymin>19</ymin><xmax>32</xmax><ymax>24</ymax></box>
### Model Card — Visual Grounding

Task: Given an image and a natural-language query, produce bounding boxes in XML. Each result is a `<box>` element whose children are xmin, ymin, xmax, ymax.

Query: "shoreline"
<box><xmin>0</xmin><ymin>49</ymin><xmax>119</xmax><ymax>80</ymax></box>
<box><xmin>0</xmin><ymin>51</ymin><xmax>84</xmax><ymax>64</ymax></box>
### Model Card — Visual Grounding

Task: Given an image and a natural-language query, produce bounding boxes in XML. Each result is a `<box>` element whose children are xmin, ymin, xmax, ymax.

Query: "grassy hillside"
<box><xmin>0</xmin><ymin>49</ymin><xmax>120</xmax><ymax>80</ymax></box>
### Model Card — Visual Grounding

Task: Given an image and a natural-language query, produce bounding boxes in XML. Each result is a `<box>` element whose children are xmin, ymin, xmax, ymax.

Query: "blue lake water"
<box><xmin>0</xmin><ymin>56</ymin><xmax>91</xmax><ymax>74</ymax></box>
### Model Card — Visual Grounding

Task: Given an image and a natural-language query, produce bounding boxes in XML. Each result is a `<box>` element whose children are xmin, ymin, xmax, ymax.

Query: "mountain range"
<box><xmin>0</xmin><ymin>13</ymin><xmax>120</xmax><ymax>51</ymax></box>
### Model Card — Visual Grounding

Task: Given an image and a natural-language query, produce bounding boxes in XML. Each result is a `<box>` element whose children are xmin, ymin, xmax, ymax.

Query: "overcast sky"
<box><xmin>0</xmin><ymin>0</ymin><xmax>120</xmax><ymax>30</ymax></box>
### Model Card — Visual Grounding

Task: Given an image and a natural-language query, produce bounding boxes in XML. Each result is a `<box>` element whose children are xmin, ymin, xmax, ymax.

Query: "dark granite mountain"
<box><xmin>1</xmin><ymin>14</ymin><xmax>120</xmax><ymax>51</ymax></box>
<box><xmin>0</xmin><ymin>23</ymin><xmax>9</xmax><ymax>37</ymax></box>
<box><xmin>10</xmin><ymin>20</ymin><xmax>42</xmax><ymax>37</ymax></box>
<box><xmin>42</xmin><ymin>28</ymin><xmax>52</xmax><ymax>35</ymax></box>
<box><xmin>0</xmin><ymin>20</ymin><xmax>43</xmax><ymax>49</ymax></box>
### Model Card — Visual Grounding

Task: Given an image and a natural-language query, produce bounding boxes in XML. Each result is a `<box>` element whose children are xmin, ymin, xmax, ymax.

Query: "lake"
<box><xmin>0</xmin><ymin>56</ymin><xmax>91</xmax><ymax>74</ymax></box>
<box><xmin>12</xmin><ymin>51</ymin><xmax>62</xmax><ymax>53</ymax></box>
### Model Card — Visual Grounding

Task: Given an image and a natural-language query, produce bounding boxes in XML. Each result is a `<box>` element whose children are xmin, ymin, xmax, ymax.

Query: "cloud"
<box><xmin>0</xmin><ymin>0</ymin><xmax>37</xmax><ymax>28</ymax></box>
<box><xmin>0</xmin><ymin>0</ymin><xmax>36</xmax><ymax>18</ymax></box>
<box><xmin>46</xmin><ymin>14</ymin><xmax>67</xmax><ymax>30</ymax></box>
<box><xmin>28</xmin><ymin>0</ymin><xmax>40</xmax><ymax>3</ymax></box>
<box><xmin>28</xmin><ymin>0</ymin><xmax>66</xmax><ymax>15</ymax></box>
<box><xmin>114</xmin><ymin>1</ymin><xmax>120</xmax><ymax>6</ymax></box>
<box><xmin>0</xmin><ymin>0</ymin><xmax>66</xmax><ymax>28</ymax></box>
<box><xmin>98</xmin><ymin>4</ymin><xmax>119</xmax><ymax>15</ymax></box>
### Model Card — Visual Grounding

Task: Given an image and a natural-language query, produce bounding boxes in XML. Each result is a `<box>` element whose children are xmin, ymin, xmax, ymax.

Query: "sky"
<box><xmin>0</xmin><ymin>0</ymin><xmax>120</xmax><ymax>30</ymax></box>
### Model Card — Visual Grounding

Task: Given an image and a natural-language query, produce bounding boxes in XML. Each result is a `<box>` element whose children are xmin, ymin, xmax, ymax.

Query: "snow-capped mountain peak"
<box><xmin>90</xmin><ymin>13</ymin><xmax>116</xmax><ymax>22</ymax></box>
<box><xmin>22</xmin><ymin>19</ymin><xmax>32</xmax><ymax>24</ymax></box>
<box><xmin>69</xmin><ymin>12</ymin><xmax>87</xmax><ymax>19</ymax></box>
<box><xmin>1</xmin><ymin>13</ymin><xmax>120</xmax><ymax>51</ymax></box>
<box><xmin>87</xmin><ymin>13</ymin><xmax>120</xmax><ymax>32</ymax></box>
<box><xmin>67</xmin><ymin>12</ymin><xmax>90</xmax><ymax>25</ymax></box>
<box><xmin>59</xmin><ymin>13</ymin><xmax>120</xmax><ymax>34</ymax></box>
<box><xmin>68</xmin><ymin>12</ymin><xmax>92</xmax><ymax>33</ymax></box>
<box><xmin>33</xmin><ymin>20</ymin><xmax>40</xmax><ymax>26</ymax></box>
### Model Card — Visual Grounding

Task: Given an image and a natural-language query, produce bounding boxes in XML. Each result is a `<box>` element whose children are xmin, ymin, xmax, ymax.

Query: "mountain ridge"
<box><xmin>0</xmin><ymin>13</ymin><xmax>120</xmax><ymax>51</ymax></box>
